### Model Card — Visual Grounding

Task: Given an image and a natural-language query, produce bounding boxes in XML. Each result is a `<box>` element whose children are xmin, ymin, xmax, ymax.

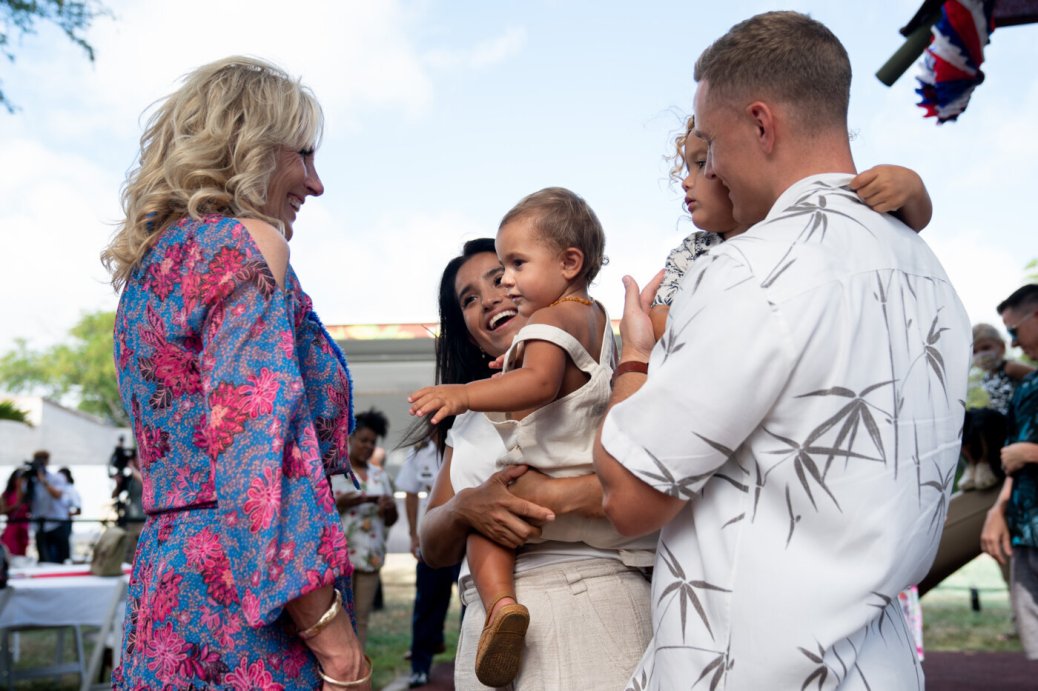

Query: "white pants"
<box><xmin>455</xmin><ymin>558</ymin><xmax>652</xmax><ymax>690</ymax></box>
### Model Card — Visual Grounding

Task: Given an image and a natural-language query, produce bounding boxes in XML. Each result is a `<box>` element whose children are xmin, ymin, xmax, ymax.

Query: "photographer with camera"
<box><xmin>28</xmin><ymin>450</ymin><xmax>71</xmax><ymax>563</ymax></box>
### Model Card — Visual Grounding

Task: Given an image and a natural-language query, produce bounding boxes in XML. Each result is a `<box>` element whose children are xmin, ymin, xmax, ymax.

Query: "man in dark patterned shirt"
<box><xmin>982</xmin><ymin>283</ymin><xmax>1038</xmax><ymax>659</ymax></box>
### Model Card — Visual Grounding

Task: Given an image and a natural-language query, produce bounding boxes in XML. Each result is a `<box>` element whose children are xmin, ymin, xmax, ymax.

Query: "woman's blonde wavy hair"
<box><xmin>101</xmin><ymin>56</ymin><xmax>324</xmax><ymax>290</ymax></box>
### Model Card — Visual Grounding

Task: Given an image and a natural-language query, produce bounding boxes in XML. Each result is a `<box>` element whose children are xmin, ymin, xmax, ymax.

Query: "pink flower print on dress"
<box><xmin>199</xmin><ymin>246</ymin><xmax>247</xmax><ymax>304</ymax></box>
<box><xmin>193</xmin><ymin>382</ymin><xmax>250</xmax><ymax>459</ymax></box>
<box><xmin>217</xmin><ymin>615</ymin><xmax>242</xmax><ymax>649</ymax></box>
<box><xmin>117</xmin><ymin>327</ymin><xmax>134</xmax><ymax>369</ymax></box>
<box><xmin>145</xmin><ymin>241</ymin><xmax>187</xmax><ymax>299</ymax></box>
<box><xmin>277</xmin><ymin>642</ymin><xmax>310</xmax><ymax>677</ymax></box>
<box><xmin>144</xmin><ymin>622</ymin><xmax>191</xmax><ymax>680</ymax></box>
<box><xmin>313</xmin><ymin>475</ymin><xmax>337</xmax><ymax>515</ymax></box>
<box><xmin>241</xmin><ymin>591</ymin><xmax>261</xmax><ymax>627</ymax></box>
<box><xmin>224</xmin><ymin>658</ymin><xmax>283</xmax><ymax>691</ymax></box>
<box><xmin>242</xmin><ymin>368</ymin><xmax>280</xmax><ymax>417</ymax></box>
<box><xmin>178</xmin><ymin>643</ymin><xmax>227</xmax><ymax>686</ymax></box>
<box><xmin>244</xmin><ymin>465</ymin><xmax>282</xmax><ymax>532</ymax></box>
<box><xmin>184</xmin><ymin>527</ymin><xmax>223</xmax><ymax>571</ymax></box>
<box><xmin>201</xmin><ymin>550</ymin><xmax>238</xmax><ymax>606</ymax></box>
<box><xmin>150</xmin><ymin>568</ymin><xmax>182</xmax><ymax>621</ymax></box>
<box><xmin>318</xmin><ymin>523</ymin><xmax>348</xmax><ymax>566</ymax></box>
<box><xmin>132</xmin><ymin>397</ymin><xmax>170</xmax><ymax>467</ymax></box>
<box><xmin>277</xmin><ymin>330</ymin><xmax>294</xmax><ymax>359</ymax></box>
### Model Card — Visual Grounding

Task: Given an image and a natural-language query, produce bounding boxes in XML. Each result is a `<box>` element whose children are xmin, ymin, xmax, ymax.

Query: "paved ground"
<box><xmin>383</xmin><ymin>661</ymin><xmax>454</xmax><ymax>691</ymax></box>
<box><xmin>383</xmin><ymin>654</ymin><xmax>1037</xmax><ymax>690</ymax></box>
<box><xmin>925</xmin><ymin>651</ymin><xmax>1036</xmax><ymax>690</ymax></box>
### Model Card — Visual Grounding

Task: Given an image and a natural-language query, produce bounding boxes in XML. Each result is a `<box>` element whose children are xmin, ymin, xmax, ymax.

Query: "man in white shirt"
<box><xmin>395</xmin><ymin>439</ymin><xmax>459</xmax><ymax>688</ymax></box>
<box><xmin>594</xmin><ymin>11</ymin><xmax>970</xmax><ymax>690</ymax></box>
<box><xmin>28</xmin><ymin>450</ymin><xmax>71</xmax><ymax>563</ymax></box>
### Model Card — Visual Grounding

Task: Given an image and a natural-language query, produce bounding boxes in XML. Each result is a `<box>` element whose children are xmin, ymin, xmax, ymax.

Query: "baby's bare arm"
<box><xmin>850</xmin><ymin>164</ymin><xmax>932</xmax><ymax>232</ymax></box>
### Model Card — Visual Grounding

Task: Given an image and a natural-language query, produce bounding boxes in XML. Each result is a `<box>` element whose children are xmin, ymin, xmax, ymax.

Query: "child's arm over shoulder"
<box><xmin>849</xmin><ymin>164</ymin><xmax>932</xmax><ymax>233</ymax></box>
<box><xmin>408</xmin><ymin>308</ymin><xmax>570</xmax><ymax>424</ymax></box>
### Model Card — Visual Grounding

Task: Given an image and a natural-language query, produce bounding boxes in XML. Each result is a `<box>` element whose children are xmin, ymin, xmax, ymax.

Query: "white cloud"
<box><xmin>290</xmin><ymin>209</ymin><xmax>488</xmax><ymax>325</ymax></box>
<box><xmin>426</xmin><ymin>26</ymin><xmax>527</xmax><ymax>70</ymax></box>
<box><xmin>927</xmin><ymin>232</ymin><xmax>1031</xmax><ymax>330</ymax></box>
<box><xmin>11</xmin><ymin>0</ymin><xmax>438</xmax><ymax>139</ymax></box>
<box><xmin>0</xmin><ymin>138</ymin><xmax>121</xmax><ymax>348</ymax></box>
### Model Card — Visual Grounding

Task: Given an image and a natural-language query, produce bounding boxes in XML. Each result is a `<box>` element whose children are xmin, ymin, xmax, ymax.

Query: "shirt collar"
<box><xmin>760</xmin><ymin>173</ymin><xmax>857</xmax><ymax>226</ymax></box>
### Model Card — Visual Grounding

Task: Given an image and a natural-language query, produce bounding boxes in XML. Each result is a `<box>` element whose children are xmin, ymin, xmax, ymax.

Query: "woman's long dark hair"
<box><xmin>401</xmin><ymin>238</ymin><xmax>499</xmax><ymax>453</ymax></box>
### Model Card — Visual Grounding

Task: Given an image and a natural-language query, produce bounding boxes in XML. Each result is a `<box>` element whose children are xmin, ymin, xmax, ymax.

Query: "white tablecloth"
<box><xmin>0</xmin><ymin>564</ymin><xmax>128</xmax><ymax>629</ymax></box>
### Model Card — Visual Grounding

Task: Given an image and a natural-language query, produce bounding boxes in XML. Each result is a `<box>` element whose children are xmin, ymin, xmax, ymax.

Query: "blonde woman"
<box><xmin>102</xmin><ymin>57</ymin><xmax>369</xmax><ymax>690</ymax></box>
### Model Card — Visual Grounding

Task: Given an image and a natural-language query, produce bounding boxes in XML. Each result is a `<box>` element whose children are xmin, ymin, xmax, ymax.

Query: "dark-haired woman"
<box><xmin>0</xmin><ymin>469</ymin><xmax>29</xmax><ymax>557</ymax></box>
<box><xmin>418</xmin><ymin>239</ymin><xmax>652</xmax><ymax>689</ymax></box>
<box><xmin>332</xmin><ymin>408</ymin><xmax>398</xmax><ymax>648</ymax></box>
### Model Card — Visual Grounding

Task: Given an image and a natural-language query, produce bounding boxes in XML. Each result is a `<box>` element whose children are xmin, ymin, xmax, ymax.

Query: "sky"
<box><xmin>1</xmin><ymin>0</ymin><xmax>1034</xmax><ymax>354</ymax></box>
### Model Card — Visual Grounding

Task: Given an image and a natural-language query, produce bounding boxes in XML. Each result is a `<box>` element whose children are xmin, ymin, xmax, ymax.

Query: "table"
<box><xmin>0</xmin><ymin>564</ymin><xmax>129</xmax><ymax>691</ymax></box>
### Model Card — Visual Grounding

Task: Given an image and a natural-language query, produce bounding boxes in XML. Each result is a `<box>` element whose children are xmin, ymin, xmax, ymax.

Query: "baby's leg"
<box><xmin>467</xmin><ymin>532</ymin><xmax>529</xmax><ymax>687</ymax></box>
<box><xmin>468</xmin><ymin>532</ymin><xmax>518</xmax><ymax>610</ymax></box>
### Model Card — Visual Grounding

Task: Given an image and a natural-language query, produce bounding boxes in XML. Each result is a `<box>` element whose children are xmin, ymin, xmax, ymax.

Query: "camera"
<box><xmin>20</xmin><ymin>459</ymin><xmax>41</xmax><ymax>503</ymax></box>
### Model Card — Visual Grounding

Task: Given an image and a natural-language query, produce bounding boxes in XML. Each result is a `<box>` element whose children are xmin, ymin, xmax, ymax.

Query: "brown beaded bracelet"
<box><xmin>612</xmin><ymin>360</ymin><xmax>649</xmax><ymax>384</ymax></box>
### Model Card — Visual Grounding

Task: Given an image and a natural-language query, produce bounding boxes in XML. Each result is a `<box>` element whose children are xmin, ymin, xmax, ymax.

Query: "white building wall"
<box><xmin>0</xmin><ymin>395</ymin><xmax>128</xmax><ymax>467</ymax></box>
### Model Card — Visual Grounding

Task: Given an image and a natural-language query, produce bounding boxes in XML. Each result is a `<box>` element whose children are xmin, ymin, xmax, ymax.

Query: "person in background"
<box><xmin>395</xmin><ymin>435</ymin><xmax>459</xmax><ymax>688</ymax></box>
<box><xmin>966</xmin><ymin>323</ymin><xmax>1034</xmax><ymax>490</ymax></box>
<box><xmin>55</xmin><ymin>467</ymin><xmax>82</xmax><ymax>561</ymax></box>
<box><xmin>101</xmin><ymin>56</ymin><xmax>368</xmax><ymax>689</ymax></box>
<box><xmin>57</xmin><ymin>468</ymin><xmax>82</xmax><ymax>517</ymax></box>
<box><xmin>0</xmin><ymin>468</ymin><xmax>30</xmax><ymax>557</ymax></box>
<box><xmin>112</xmin><ymin>450</ymin><xmax>146</xmax><ymax>561</ymax></box>
<box><xmin>332</xmin><ymin>408</ymin><xmax>397</xmax><ymax>648</ymax></box>
<box><xmin>981</xmin><ymin>284</ymin><xmax>1038</xmax><ymax>660</ymax></box>
<box><xmin>29</xmin><ymin>450</ymin><xmax>70</xmax><ymax>564</ymax></box>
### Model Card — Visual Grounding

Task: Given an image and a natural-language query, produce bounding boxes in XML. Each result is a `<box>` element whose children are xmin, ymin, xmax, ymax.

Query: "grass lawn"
<box><xmin>922</xmin><ymin>553</ymin><xmax>1022</xmax><ymax>654</ymax></box>
<box><xmin>0</xmin><ymin>553</ymin><xmax>1019</xmax><ymax>689</ymax></box>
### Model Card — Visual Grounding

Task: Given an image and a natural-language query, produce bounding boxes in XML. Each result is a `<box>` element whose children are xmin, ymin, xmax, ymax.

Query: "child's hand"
<box><xmin>850</xmin><ymin>165</ymin><xmax>917</xmax><ymax>213</ymax></box>
<box><xmin>408</xmin><ymin>384</ymin><xmax>471</xmax><ymax>424</ymax></box>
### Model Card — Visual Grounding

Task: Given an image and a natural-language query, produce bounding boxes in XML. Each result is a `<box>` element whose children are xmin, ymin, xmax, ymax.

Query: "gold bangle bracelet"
<box><xmin>318</xmin><ymin>655</ymin><xmax>373</xmax><ymax>688</ymax></box>
<box><xmin>298</xmin><ymin>589</ymin><xmax>342</xmax><ymax>641</ymax></box>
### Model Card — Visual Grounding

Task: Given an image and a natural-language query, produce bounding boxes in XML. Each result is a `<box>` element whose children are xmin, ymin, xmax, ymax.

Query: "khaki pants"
<box><xmin>1012</xmin><ymin>546</ymin><xmax>1038</xmax><ymax>660</ymax></box>
<box><xmin>919</xmin><ymin>486</ymin><xmax>1001</xmax><ymax>595</ymax></box>
<box><xmin>350</xmin><ymin>570</ymin><xmax>380</xmax><ymax>647</ymax></box>
<box><xmin>456</xmin><ymin>558</ymin><xmax>651</xmax><ymax>690</ymax></box>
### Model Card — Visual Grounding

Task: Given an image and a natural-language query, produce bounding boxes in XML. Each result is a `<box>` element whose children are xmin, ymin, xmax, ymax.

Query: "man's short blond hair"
<box><xmin>694</xmin><ymin>11</ymin><xmax>851</xmax><ymax>132</ymax></box>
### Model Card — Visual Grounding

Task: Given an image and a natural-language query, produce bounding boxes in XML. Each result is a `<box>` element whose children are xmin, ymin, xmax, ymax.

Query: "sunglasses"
<box><xmin>1007</xmin><ymin>311</ymin><xmax>1036</xmax><ymax>341</ymax></box>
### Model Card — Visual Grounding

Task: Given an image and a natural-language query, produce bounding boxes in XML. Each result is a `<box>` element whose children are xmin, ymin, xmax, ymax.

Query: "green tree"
<box><xmin>1</xmin><ymin>0</ymin><xmax>110</xmax><ymax>112</ymax></box>
<box><xmin>0</xmin><ymin>310</ymin><xmax>125</xmax><ymax>424</ymax></box>
<box><xmin>0</xmin><ymin>399</ymin><xmax>32</xmax><ymax>425</ymax></box>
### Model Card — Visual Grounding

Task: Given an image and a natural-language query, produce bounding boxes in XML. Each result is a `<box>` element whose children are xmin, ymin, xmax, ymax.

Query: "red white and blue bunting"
<box><xmin>915</xmin><ymin>0</ymin><xmax>996</xmax><ymax>123</ymax></box>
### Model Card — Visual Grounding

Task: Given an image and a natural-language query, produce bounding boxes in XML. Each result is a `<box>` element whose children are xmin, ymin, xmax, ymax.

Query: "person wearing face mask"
<box><xmin>102</xmin><ymin>57</ymin><xmax>369</xmax><ymax>690</ymax></box>
<box><xmin>972</xmin><ymin>323</ymin><xmax>1035</xmax><ymax>415</ymax></box>
<box><xmin>966</xmin><ymin>323</ymin><xmax>1035</xmax><ymax>490</ymax></box>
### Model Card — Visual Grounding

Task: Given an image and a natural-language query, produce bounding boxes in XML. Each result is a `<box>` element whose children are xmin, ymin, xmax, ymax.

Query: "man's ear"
<box><xmin>745</xmin><ymin>101</ymin><xmax>776</xmax><ymax>155</ymax></box>
<box><xmin>560</xmin><ymin>247</ymin><xmax>585</xmax><ymax>281</ymax></box>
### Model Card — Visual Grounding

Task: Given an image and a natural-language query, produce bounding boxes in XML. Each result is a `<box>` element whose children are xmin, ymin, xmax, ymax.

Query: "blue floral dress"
<box><xmin>112</xmin><ymin>215</ymin><xmax>356</xmax><ymax>690</ymax></box>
